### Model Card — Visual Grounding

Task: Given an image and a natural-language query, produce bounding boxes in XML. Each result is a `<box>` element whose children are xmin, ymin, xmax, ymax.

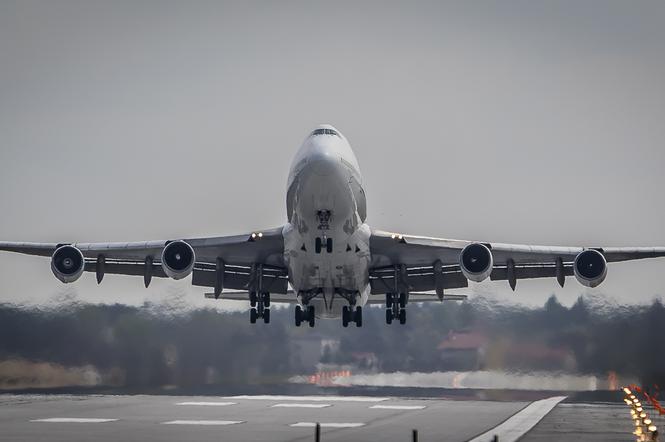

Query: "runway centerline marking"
<box><xmin>272</xmin><ymin>403</ymin><xmax>332</xmax><ymax>408</ymax></box>
<box><xmin>291</xmin><ymin>422</ymin><xmax>365</xmax><ymax>428</ymax></box>
<box><xmin>176</xmin><ymin>401</ymin><xmax>236</xmax><ymax>407</ymax></box>
<box><xmin>370</xmin><ymin>405</ymin><xmax>426</xmax><ymax>410</ymax></box>
<box><xmin>228</xmin><ymin>395</ymin><xmax>388</xmax><ymax>402</ymax></box>
<box><xmin>467</xmin><ymin>396</ymin><xmax>566</xmax><ymax>442</ymax></box>
<box><xmin>31</xmin><ymin>418</ymin><xmax>118</xmax><ymax>423</ymax></box>
<box><xmin>162</xmin><ymin>420</ymin><xmax>243</xmax><ymax>426</ymax></box>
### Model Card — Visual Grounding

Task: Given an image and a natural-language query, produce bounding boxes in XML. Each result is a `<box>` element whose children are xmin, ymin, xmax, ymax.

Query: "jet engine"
<box><xmin>459</xmin><ymin>243</ymin><xmax>494</xmax><ymax>282</ymax></box>
<box><xmin>161</xmin><ymin>240</ymin><xmax>195</xmax><ymax>280</ymax></box>
<box><xmin>51</xmin><ymin>245</ymin><xmax>85</xmax><ymax>283</ymax></box>
<box><xmin>574</xmin><ymin>249</ymin><xmax>607</xmax><ymax>288</ymax></box>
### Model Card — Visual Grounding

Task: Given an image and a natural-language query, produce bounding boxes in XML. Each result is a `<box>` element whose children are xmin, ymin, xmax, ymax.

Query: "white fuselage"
<box><xmin>282</xmin><ymin>125</ymin><xmax>371</xmax><ymax>318</ymax></box>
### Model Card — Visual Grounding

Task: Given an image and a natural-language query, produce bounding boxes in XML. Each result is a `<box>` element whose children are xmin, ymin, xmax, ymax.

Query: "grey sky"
<box><xmin>1</xmin><ymin>1</ymin><xmax>664</xmax><ymax>308</ymax></box>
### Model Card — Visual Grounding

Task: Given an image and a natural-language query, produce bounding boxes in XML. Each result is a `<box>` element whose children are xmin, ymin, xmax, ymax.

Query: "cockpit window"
<box><xmin>311</xmin><ymin>128</ymin><xmax>340</xmax><ymax>137</ymax></box>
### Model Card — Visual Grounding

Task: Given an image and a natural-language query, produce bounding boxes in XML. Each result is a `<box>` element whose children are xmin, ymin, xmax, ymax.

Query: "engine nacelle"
<box><xmin>161</xmin><ymin>240</ymin><xmax>195</xmax><ymax>280</ymax></box>
<box><xmin>51</xmin><ymin>245</ymin><xmax>85</xmax><ymax>283</ymax></box>
<box><xmin>574</xmin><ymin>249</ymin><xmax>607</xmax><ymax>288</ymax></box>
<box><xmin>459</xmin><ymin>243</ymin><xmax>494</xmax><ymax>282</ymax></box>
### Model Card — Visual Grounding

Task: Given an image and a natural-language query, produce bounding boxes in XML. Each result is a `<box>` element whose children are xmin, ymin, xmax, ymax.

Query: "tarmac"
<box><xmin>0</xmin><ymin>393</ymin><xmax>636</xmax><ymax>442</ymax></box>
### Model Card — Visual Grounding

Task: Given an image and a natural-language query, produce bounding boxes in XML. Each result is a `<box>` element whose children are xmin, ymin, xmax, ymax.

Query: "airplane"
<box><xmin>2</xmin><ymin>124</ymin><xmax>665</xmax><ymax>327</ymax></box>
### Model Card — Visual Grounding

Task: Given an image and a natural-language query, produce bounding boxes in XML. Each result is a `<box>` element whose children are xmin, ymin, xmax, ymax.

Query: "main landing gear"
<box><xmin>249</xmin><ymin>291</ymin><xmax>271</xmax><ymax>324</ymax></box>
<box><xmin>295</xmin><ymin>305</ymin><xmax>316</xmax><ymax>327</ymax></box>
<box><xmin>385</xmin><ymin>292</ymin><xmax>407</xmax><ymax>325</ymax></box>
<box><xmin>342</xmin><ymin>305</ymin><xmax>362</xmax><ymax>328</ymax></box>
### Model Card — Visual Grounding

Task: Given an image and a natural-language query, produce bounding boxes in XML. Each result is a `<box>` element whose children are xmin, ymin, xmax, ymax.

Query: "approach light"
<box><xmin>624</xmin><ymin>387</ymin><xmax>632</xmax><ymax>394</ymax></box>
<box><xmin>637</xmin><ymin>407</ymin><xmax>643</xmax><ymax>412</ymax></box>
<box><xmin>649</xmin><ymin>425</ymin><xmax>657</xmax><ymax>432</ymax></box>
<box><xmin>644</xmin><ymin>419</ymin><xmax>652</xmax><ymax>425</ymax></box>
<box><xmin>640</xmin><ymin>412</ymin><xmax>647</xmax><ymax>418</ymax></box>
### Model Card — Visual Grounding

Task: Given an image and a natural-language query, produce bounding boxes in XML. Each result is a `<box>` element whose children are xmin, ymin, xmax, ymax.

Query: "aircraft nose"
<box><xmin>309</xmin><ymin>152</ymin><xmax>339</xmax><ymax>176</ymax></box>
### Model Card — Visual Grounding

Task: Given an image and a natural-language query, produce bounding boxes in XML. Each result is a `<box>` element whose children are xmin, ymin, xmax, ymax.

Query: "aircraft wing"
<box><xmin>0</xmin><ymin>226</ymin><xmax>289</xmax><ymax>294</ymax></box>
<box><xmin>369</xmin><ymin>229</ymin><xmax>665</xmax><ymax>295</ymax></box>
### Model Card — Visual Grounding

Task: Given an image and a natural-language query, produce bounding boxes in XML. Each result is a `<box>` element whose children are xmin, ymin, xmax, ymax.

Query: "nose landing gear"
<box><xmin>249</xmin><ymin>291</ymin><xmax>271</xmax><ymax>324</ymax></box>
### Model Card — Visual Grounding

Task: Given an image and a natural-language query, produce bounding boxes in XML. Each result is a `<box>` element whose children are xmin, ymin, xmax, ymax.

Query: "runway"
<box><xmin>0</xmin><ymin>394</ymin><xmax>531</xmax><ymax>442</ymax></box>
<box><xmin>0</xmin><ymin>393</ymin><xmax>628</xmax><ymax>442</ymax></box>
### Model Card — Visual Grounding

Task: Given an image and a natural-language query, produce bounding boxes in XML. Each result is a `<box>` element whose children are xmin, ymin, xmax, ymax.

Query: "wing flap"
<box><xmin>192</xmin><ymin>263</ymin><xmax>289</xmax><ymax>294</ymax></box>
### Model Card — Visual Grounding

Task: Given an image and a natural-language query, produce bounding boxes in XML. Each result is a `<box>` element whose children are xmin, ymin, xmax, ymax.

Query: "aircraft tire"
<box><xmin>263</xmin><ymin>308</ymin><xmax>270</xmax><ymax>324</ymax></box>
<box><xmin>399</xmin><ymin>292</ymin><xmax>407</xmax><ymax>308</ymax></box>
<box><xmin>386</xmin><ymin>309</ymin><xmax>393</xmax><ymax>324</ymax></box>
<box><xmin>399</xmin><ymin>308</ymin><xmax>406</xmax><ymax>325</ymax></box>
<box><xmin>250</xmin><ymin>308</ymin><xmax>258</xmax><ymax>324</ymax></box>
<box><xmin>355</xmin><ymin>306</ymin><xmax>362</xmax><ymax>327</ymax></box>
<box><xmin>308</xmin><ymin>306</ymin><xmax>315</xmax><ymax>327</ymax></box>
<box><xmin>295</xmin><ymin>305</ymin><xmax>302</xmax><ymax>327</ymax></box>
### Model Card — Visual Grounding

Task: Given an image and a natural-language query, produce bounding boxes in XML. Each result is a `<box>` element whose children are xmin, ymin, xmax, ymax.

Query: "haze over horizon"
<box><xmin>1</xmin><ymin>1</ymin><xmax>664</xmax><ymax>308</ymax></box>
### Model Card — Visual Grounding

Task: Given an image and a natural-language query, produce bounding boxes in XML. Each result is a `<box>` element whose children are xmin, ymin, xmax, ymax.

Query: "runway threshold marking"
<box><xmin>176</xmin><ymin>401</ymin><xmax>237</xmax><ymax>406</ymax></box>
<box><xmin>228</xmin><ymin>395</ymin><xmax>388</xmax><ymax>402</ymax></box>
<box><xmin>272</xmin><ymin>403</ymin><xmax>332</xmax><ymax>408</ymax></box>
<box><xmin>162</xmin><ymin>420</ymin><xmax>244</xmax><ymax>426</ymax></box>
<box><xmin>369</xmin><ymin>405</ymin><xmax>426</xmax><ymax>410</ymax></box>
<box><xmin>291</xmin><ymin>422</ymin><xmax>365</xmax><ymax>428</ymax></box>
<box><xmin>31</xmin><ymin>418</ymin><xmax>118</xmax><ymax>423</ymax></box>
<box><xmin>467</xmin><ymin>396</ymin><xmax>566</xmax><ymax>442</ymax></box>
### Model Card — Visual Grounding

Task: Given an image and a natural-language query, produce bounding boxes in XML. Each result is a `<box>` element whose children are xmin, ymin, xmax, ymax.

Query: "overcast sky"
<box><xmin>1</xmin><ymin>1</ymin><xmax>664</xmax><ymax>309</ymax></box>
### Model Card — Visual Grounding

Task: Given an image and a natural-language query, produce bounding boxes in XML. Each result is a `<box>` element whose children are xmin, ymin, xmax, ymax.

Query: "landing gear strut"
<box><xmin>295</xmin><ymin>305</ymin><xmax>315</xmax><ymax>327</ymax></box>
<box><xmin>342</xmin><ymin>305</ymin><xmax>363</xmax><ymax>328</ymax></box>
<box><xmin>249</xmin><ymin>291</ymin><xmax>271</xmax><ymax>324</ymax></box>
<box><xmin>385</xmin><ymin>292</ymin><xmax>407</xmax><ymax>325</ymax></box>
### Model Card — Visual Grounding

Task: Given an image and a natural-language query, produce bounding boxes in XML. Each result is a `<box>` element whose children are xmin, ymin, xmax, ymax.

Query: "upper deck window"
<box><xmin>311</xmin><ymin>128</ymin><xmax>340</xmax><ymax>137</ymax></box>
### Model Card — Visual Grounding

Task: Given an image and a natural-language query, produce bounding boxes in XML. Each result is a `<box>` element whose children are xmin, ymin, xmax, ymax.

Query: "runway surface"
<box><xmin>0</xmin><ymin>394</ymin><xmax>528</xmax><ymax>442</ymax></box>
<box><xmin>0</xmin><ymin>393</ymin><xmax>631</xmax><ymax>441</ymax></box>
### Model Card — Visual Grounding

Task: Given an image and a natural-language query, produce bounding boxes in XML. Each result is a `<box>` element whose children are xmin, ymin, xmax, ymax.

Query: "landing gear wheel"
<box><xmin>355</xmin><ymin>306</ymin><xmax>363</xmax><ymax>327</ymax></box>
<box><xmin>250</xmin><ymin>308</ymin><xmax>258</xmax><ymax>324</ymax></box>
<box><xmin>399</xmin><ymin>292</ymin><xmax>407</xmax><ymax>308</ymax></box>
<box><xmin>342</xmin><ymin>306</ymin><xmax>350</xmax><ymax>328</ymax></box>
<box><xmin>295</xmin><ymin>305</ymin><xmax>303</xmax><ymax>327</ymax></box>
<box><xmin>386</xmin><ymin>308</ymin><xmax>393</xmax><ymax>324</ymax></box>
<box><xmin>399</xmin><ymin>308</ymin><xmax>406</xmax><ymax>325</ymax></box>
<box><xmin>326</xmin><ymin>238</ymin><xmax>333</xmax><ymax>253</ymax></box>
<box><xmin>315</xmin><ymin>237</ymin><xmax>322</xmax><ymax>254</ymax></box>
<box><xmin>263</xmin><ymin>308</ymin><xmax>271</xmax><ymax>324</ymax></box>
<box><xmin>386</xmin><ymin>293</ymin><xmax>393</xmax><ymax>309</ymax></box>
<box><xmin>262</xmin><ymin>292</ymin><xmax>270</xmax><ymax>308</ymax></box>
<box><xmin>307</xmin><ymin>306</ymin><xmax>316</xmax><ymax>327</ymax></box>
<box><xmin>249</xmin><ymin>291</ymin><xmax>257</xmax><ymax>308</ymax></box>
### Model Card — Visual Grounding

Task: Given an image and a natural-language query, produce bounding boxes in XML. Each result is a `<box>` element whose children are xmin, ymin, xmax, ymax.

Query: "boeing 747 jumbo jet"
<box><xmin>2</xmin><ymin>124</ymin><xmax>664</xmax><ymax>327</ymax></box>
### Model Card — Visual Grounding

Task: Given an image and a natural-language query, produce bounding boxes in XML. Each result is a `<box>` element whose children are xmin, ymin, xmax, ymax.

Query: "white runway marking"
<box><xmin>176</xmin><ymin>401</ymin><xmax>236</xmax><ymax>407</ymax></box>
<box><xmin>272</xmin><ymin>403</ymin><xmax>332</xmax><ymax>408</ymax></box>
<box><xmin>467</xmin><ymin>396</ymin><xmax>566</xmax><ymax>442</ymax></box>
<box><xmin>291</xmin><ymin>422</ymin><xmax>365</xmax><ymax>428</ymax></box>
<box><xmin>370</xmin><ymin>405</ymin><xmax>426</xmax><ymax>410</ymax></box>
<box><xmin>162</xmin><ymin>420</ymin><xmax>243</xmax><ymax>426</ymax></box>
<box><xmin>31</xmin><ymin>418</ymin><xmax>118</xmax><ymax>423</ymax></box>
<box><xmin>228</xmin><ymin>395</ymin><xmax>388</xmax><ymax>402</ymax></box>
